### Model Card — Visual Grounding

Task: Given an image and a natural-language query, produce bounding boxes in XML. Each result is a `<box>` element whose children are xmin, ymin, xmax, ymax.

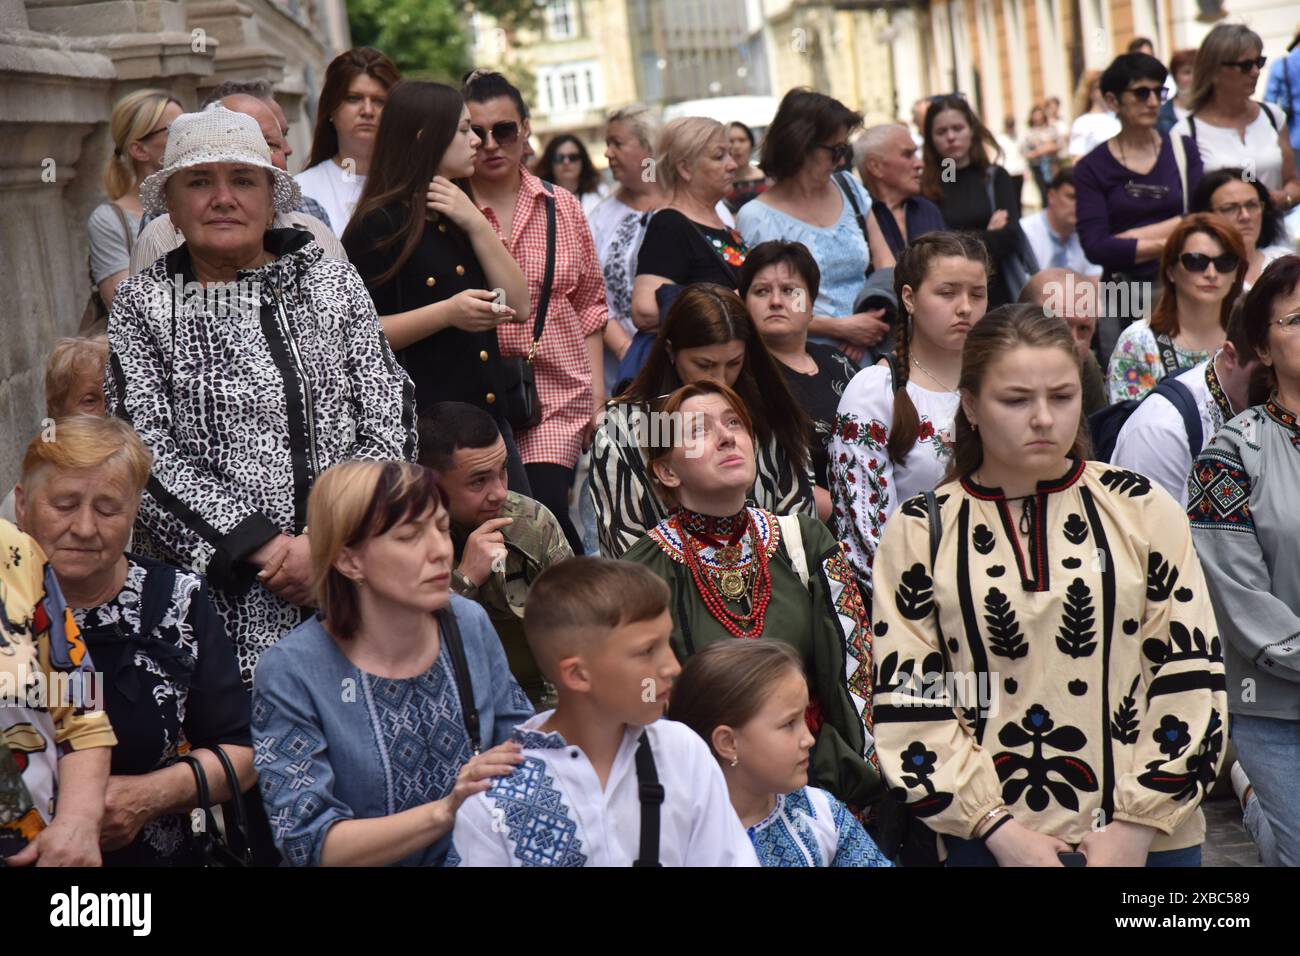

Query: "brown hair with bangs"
<box><xmin>942</xmin><ymin>303</ymin><xmax>1091</xmax><ymax>483</ymax></box>
<box><xmin>524</xmin><ymin>556</ymin><xmax>669</xmax><ymax>674</ymax></box>
<box><xmin>644</xmin><ymin>380</ymin><xmax>755</xmax><ymax>506</ymax></box>
<box><xmin>308</xmin><ymin>460</ymin><xmax>450</xmax><ymax>638</ymax></box>
<box><xmin>1150</xmin><ymin>213</ymin><xmax>1247</xmax><ymax>338</ymax></box>
<box><xmin>668</xmin><ymin>640</ymin><xmax>805</xmax><ymax>761</ymax></box>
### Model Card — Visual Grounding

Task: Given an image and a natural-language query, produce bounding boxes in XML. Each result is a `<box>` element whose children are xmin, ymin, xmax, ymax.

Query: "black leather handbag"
<box><xmin>498</xmin><ymin>181</ymin><xmax>557</xmax><ymax>432</ymax></box>
<box><xmin>179</xmin><ymin>747</ymin><xmax>253</xmax><ymax>868</ymax></box>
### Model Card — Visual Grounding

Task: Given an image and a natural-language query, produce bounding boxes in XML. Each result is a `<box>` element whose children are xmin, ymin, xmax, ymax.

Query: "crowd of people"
<box><xmin>3</xmin><ymin>20</ymin><xmax>1300</xmax><ymax>869</ymax></box>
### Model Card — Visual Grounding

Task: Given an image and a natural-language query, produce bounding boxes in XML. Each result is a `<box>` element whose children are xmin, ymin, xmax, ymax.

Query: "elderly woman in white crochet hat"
<box><xmin>106</xmin><ymin>106</ymin><xmax>418</xmax><ymax>691</ymax></box>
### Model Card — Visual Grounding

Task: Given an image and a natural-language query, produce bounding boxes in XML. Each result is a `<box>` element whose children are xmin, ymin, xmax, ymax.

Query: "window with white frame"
<box><xmin>536</xmin><ymin>61</ymin><xmax>603</xmax><ymax>115</ymax></box>
<box><xmin>548</xmin><ymin>0</ymin><xmax>578</xmax><ymax>40</ymax></box>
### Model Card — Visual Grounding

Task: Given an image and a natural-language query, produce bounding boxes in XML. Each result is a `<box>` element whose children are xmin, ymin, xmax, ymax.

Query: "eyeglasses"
<box><xmin>818</xmin><ymin>142</ymin><xmax>853</xmax><ymax>165</ymax></box>
<box><xmin>553</xmin><ymin>153</ymin><xmax>582</xmax><ymax>165</ymax></box>
<box><xmin>1213</xmin><ymin>199</ymin><xmax>1263</xmax><ymax>218</ymax></box>
<box><xmin>1272</xmin><ymin>312</ymin><xmax>1300</xmax><ymax>331</ymax></box>
<box><xmin>1123</xmin><ymin>85</ymin><xmax>1169</xmax><ymax>103</ymax></box>
<box><xmin>470</xmin><ymin>121</ymin><xmax>520</xmax><ymax>146</ymax></box>
<box><xmin>138</xmin><ymin>124</ymin><xmax>170</xmax><ymax>142</ymax></box>
<box><xmin>1179</xmin><ymin>252</ymin><xmax>1241</xmax><ymax>273</ymax></box>
<box><xmin>1223</xmin><ymin>56</ymin><xmax>1267</xmax><ymax>73</ymax></box>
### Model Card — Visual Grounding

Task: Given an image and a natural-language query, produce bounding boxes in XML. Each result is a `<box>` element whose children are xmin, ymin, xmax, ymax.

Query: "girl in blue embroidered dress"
<box><xmin>670</xmin><ymin>640</ymin><xmax>892</xmax><ymax>867</ymax></box>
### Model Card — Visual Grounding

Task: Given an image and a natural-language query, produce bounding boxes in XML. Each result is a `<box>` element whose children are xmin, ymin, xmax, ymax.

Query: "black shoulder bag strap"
<box><xmin>632</xmin><ymin>730</ymin><xmax>664</xmax><ymax>867</ymax></box>
<box><xmin>1154</xmin><ymin>333</ymin><xmax>1183</xmax><ymax>376</ymax></box>
<box><xmin>924</xmin><ymin>490</ymin><xmax>942</xmax><ymax>568</ymax></box>
<box><xmin>438</xmin><ymin>606</ymin><xmax>482</xmax><ymax>755</ymax></box>
<box><xmin>531</xmin><ymin>181</ymin><xmax>558</xmax><ymax>364</ymax></box>
<box><xmin>834</xmin><ymin>170</ymin><xmax>870</xmax><ymax>238</ymax></box>
<box><xmin>1187</xmin><ymin>114</ymin><xmax>1198</xmax><ymax>145</ymax></box>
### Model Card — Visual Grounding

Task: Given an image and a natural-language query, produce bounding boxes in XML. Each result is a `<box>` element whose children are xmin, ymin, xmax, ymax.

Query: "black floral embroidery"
<box><xmin>1146</xmin><ymin>552</ymin><xmax>1179</xmax><ymax>602</ymax></box>
<box><xmin>995</xmin><ymin>704</ymin><xmax>1098</xmax><ymax>812</ymax></box>
<box><xmin>895</xmin><ymin>563</ymin><xmax>935</xmax><ymax>620</ymax></box>
<box><xmin>1110</xmin><ymin>675</ymin><xmax>1141</xmax><ymax>745</ymax></box>
<box><xmin>1062</xmin><ymin>556</ymin><xmax>1082</xmax><ymax>569</ymax></box>
<box><xmin>1174</xmin><ymin>587</ymin><xmax>1194</xmax><ymax>603</ymax></box>
<box><xmin>973</xmin><ymin>524</ymin><xmax>996</xmax><ymax>555</ymax></box>
<box><xmin>984</xmin><ymin>587</ymin><xmax>1028</xmax><ymax>660</ymax></box>
<box><xmin>896</xmin><ymin>741</ymin><xmax>954</xmax><ymax>817</ymax></box>
<box><xmin>1136</xmin><ymin>710</ymin><xmax>1224</xmax><ymax>802</ymax></box>
<box><xmin>1142</xmin><ymin>622</ymin><xmax>1222</xmax><ymax>676</ymax></box>
<box><xmin>1154</xmin><ymin>715</ymin><xmax>1191</xmax><ymax>757</ymax></box>
<box><xmin>987</xmin><ymin>564</ymin><xmax>1006</xmax><ymax>577</ymax></box>
<box><xmin>900</xmin><ymin>493</ymin><xmax>950</xmax><ymax>520</ymax></box>
<box><xmin>1100</xmin><ymin>468</ymin><xmax>1152</xmax><ymax>497</ymax></box>
<box><xmin>1063</xmin><ymin>513</ymin><xmax>1088</xmax><ymax>545</ymax></box>
<box><xmin>1055</xmin><ymin>577</ymin><xmax>1097</xmax><ymax>659</ymax></box>
<box><xmin>874</xmin><ymin>649</ymin><xmax>945</xmax><ymax>697</ymax></box>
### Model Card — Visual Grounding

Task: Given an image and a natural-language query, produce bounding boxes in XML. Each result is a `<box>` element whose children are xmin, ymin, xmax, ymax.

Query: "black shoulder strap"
<box><xmin>1153</xmin><ymin>333</ymin><xmax>1183</xmax><ymax>376</ymax></box>
<box><xmin>1260</xmin><ymin>101</ymin><xmax>1280</xmax><ymax>132</ymax></box>
<box><xmin>1154</xmin><ymin>377</ymin><xmax>1204</xmax><ymax>460</ymax></box>
<box><xmin>532</xmin><ymin>181</ymin><xmax>558</xmax><ymax>358</ymax></box>
<box><xmin>139</xmin><ymin>560</ymin><xmax>178</xmax><ymax>640</ymax></box>
<box><xmin>438</xmin><ymin>606</ymin><xmax>481</xmax><ymax>754</ymax></box>
<box><xmin>924</xmin><ymin>490</ymin><xmax>942</xmax><ymax>568</ymax></box>
<box><xmin>834</xmin><ymin>171</ymin><xmax>870</xmax><ymax>241</ymax></box>
<box><xmin>1187</xmin><ymin>114</ymin><xmax>1198</xmax><ymax>144</ymax></box>
<box><xmin>632</xmin><ymin>730</ymin><xmax>664</xmax><ymax>867</ymax></box>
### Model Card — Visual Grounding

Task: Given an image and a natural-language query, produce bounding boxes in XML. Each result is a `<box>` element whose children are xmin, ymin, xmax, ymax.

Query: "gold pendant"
<box><xmin>719</xmin><ymin>571</ymin><xmax>746</xmax><ymax>600</ymax></box>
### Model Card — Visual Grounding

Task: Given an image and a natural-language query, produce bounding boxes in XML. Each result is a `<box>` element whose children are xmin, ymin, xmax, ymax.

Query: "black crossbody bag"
<box><xmin>498</xmin><ymin>181</ymin><xmax>557</xmax><ymax>431</ymax></box>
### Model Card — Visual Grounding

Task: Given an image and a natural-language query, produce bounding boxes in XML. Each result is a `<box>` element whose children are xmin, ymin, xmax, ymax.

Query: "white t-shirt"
<box><xmin>1111</xmin><ymin>359</ymin><xmax>1234</xmax><ymax>506</ymax></box>
<box><xmin>294</xmin><ymin>159</ymin><xmax>366</xmax><ymax>237</ymax></box>
<box><xmin>1172</xmin><ymin>102</ymin><xmax>1286</xmax><ymax>192</ymax></box>
<box><xmin>1069</xmin><ymin>111</ymin><xmax>1122</xmax><ymax>159</ymax></box>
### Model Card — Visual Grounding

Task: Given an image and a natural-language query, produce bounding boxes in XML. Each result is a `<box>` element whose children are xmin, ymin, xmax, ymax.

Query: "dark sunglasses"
<box><xmin>1223</xmin><ymin>56</ymin><xmax>1267</xmax><ymax>73</ymax></box>
<box><xmin>818</xmin><ymin>142</ymin><xmax>853</xmax><ymax>165</ymax></box>
<box><xmin>1179</xmin><ymin>252</ymin><xmax>1240</xmax><ymax>273</ymax></box>
<box><xmin>553</xmin><ymin>153</ymin><xmax>582</xmax><ymax>164</ymax></box>
<box><xmin>470</xmin><ymin>121</ymin><xmax>519</xmax><ymax>146</ymax></box>
<box><xmin>1124</xmin><ymin>85</ymin><xmax>1169</xmax><ymax>103</ymax></box>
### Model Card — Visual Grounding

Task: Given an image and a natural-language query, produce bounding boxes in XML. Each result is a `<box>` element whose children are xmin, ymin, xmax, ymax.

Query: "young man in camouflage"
<box><xmin>418</xmin><ymin>403</ymin><xmax>573</xmax><ymax>708</ymax></box>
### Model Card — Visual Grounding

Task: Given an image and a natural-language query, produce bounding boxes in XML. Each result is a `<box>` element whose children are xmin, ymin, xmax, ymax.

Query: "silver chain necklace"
<box><xmin>911</xmin><ymin>356</ymin><xmax>958</xmax><ymax>394</ymax></box>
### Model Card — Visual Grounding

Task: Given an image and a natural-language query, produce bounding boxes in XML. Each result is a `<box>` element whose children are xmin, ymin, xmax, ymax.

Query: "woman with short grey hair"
<box><xmin>106</xmin><ymin>106</ymin><xmax>417</xmax><ymax>688</ymax></box>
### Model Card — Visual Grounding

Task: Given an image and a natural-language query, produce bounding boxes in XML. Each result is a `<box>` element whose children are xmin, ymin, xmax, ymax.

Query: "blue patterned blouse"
<box><xmin>747</xmin><ymin>786</ymin><xmax>893</xmax><ymax>867</ymax></box>
<box><xmin>250</xmin><ymin>595</ymin><xmax>533</xmax><ymax>866</ymax></box>
<box><xmin>735</xmin><ymin>174</ymin><xmax>874</xmax><ymax>336</ymax></box>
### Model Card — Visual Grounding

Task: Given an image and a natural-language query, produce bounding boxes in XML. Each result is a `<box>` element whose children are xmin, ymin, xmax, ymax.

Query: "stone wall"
<box><xmin>0</xmin><ymin>0</ymin><xmax>348</xmax><ymax>487</ymax></box>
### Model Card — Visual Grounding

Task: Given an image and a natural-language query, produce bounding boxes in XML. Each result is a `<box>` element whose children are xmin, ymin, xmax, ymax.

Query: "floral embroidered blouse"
<box><xmin>829</xmin><ymin>364</ymin><xmax>959</xmax><ymax>611</ymax></box>
<box><xmin>871</xmin><ymin>459</ymin><xmax>1227</xmax><ymax>850</ymax></box>
<box><xmin>1106</xmin><ymin>319</ymin><xmax>1213</xmax><ymax>404</ymax></box>
<box><xmin>748</xmin><ymin>786</ymin><xmax>892</xmax><ymax>867</ymax></box>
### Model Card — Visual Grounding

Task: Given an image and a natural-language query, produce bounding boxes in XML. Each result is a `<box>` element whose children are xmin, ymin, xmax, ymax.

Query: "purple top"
<box><xmin>1072</xmin><ymin>134</ymin><xmax>1203</xmax><ymax>281</ymax></box>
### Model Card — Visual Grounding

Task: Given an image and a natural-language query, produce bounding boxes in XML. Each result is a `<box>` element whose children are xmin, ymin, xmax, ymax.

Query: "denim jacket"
<box><xmin>251</xmin><ymin>595</ymin><xmax>533</xmax><ymax>865</ymax></box>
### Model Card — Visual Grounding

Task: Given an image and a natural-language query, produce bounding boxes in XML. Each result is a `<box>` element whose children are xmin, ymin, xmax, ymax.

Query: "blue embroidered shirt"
<box><xmin>250</xmin><ymin>596</ymin><xmax>533</xmax><ymax>866</ymax></box>
<box><xmin>449</xmin><ymin>712</ymin><xmax>759</xmax><ymax>866</ymax></box>
<box><xmin>747</xmin><ymin>786</ymin><xmax>892</xmax><ymax>867</ymax></box>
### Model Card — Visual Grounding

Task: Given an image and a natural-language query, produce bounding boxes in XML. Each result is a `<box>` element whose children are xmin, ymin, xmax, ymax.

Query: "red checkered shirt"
<box><xmin>480</xmin><ymin>166</ymin><xmax>608</xmax><ymax>468</ymax></box>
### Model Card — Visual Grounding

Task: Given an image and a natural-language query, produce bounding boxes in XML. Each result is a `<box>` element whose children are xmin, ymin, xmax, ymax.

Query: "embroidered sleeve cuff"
<box><xmin>1258</xmin><ymin>632</ymin><xmax>1300</xmax><ymax>681</ymax></box>
<box><xmin>209</xmin><ymin>512</ymin><xmax>282</xmax><ymax>591</ymax></box>
<box><xmin>1111</xmin><ymin>807</ymin><xmax>1179</xmax><ymax>837</ymax></box>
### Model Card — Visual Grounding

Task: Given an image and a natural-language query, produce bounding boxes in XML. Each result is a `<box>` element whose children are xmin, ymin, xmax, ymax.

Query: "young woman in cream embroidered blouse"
<box><xmin>871</xmin><ymin>304</ymin><xmax>1227</xmax><ymax>867</ymax></box>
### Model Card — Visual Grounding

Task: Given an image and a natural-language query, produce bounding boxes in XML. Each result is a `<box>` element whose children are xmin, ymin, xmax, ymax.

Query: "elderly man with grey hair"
<box><xmin>854</xmin><ymin>123</ymin><xmax>945</xmax><ymax>261</ymax></box>
<box><xmin>129</xmin><ymin>93</ymin><xmax>344</xmax><ymax>274</ymax></box>
<box><xmin>1019</xmin><ymin>267</ymin><xmax>1109</xmax><ymax>415</ymax></box>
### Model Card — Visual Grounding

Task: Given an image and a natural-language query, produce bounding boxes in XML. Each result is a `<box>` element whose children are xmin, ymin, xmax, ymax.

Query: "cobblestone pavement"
<box><xmin>1202</xmin><ymin>795</ymin><xmax>1263</xmax><ymax>868</ymax></box>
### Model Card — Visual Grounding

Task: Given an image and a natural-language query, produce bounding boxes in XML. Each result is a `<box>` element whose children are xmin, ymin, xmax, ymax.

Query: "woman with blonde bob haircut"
<box><xmin>250</xmin><ymin>459</ymin><xmax>531</xmax><ymax>867</ymax></box>
<box><xmin>630</xmin><ymin>116</ymin><xmax>747</xmax><ymax>337</ymax></box>
<box><xmin>872</xmin><ymin>304</ymin><xmax>1226</xmax><ymax>867</ymax></box>
<box><xmin>89</xmin><ymin>89</ymin><xmax>183</xmax><ymax>311</ymax></box>
<box><xmin>17</xmin><ymin>415</ymin><xmax>256</xmax><ymax>867</ymax></box>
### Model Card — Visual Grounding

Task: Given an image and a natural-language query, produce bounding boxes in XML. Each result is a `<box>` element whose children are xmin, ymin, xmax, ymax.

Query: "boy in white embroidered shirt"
<box><xmin>449</xmin><ymin>557</ymin><xmax>759</xmax><ymax>866</ymax></box>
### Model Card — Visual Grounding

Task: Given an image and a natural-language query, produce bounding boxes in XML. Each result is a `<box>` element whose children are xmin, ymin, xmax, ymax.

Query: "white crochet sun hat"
<box><xmin>138</xmin><ymin>106</ymin><xmax>302</xmax><ymax>216</ymax></box>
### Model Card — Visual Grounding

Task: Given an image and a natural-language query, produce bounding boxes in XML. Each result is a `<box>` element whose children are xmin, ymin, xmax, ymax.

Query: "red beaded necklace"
<box><xmin>672</xmin><ymin>508</ymin><xmax>773</xmax><ymax>639</ymax></box>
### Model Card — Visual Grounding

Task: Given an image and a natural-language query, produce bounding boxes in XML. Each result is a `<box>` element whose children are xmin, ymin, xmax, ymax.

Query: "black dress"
<box><xmin>345</xmin><ymin>203</ymin><xmax>503</xmax><ymax>414</ymax></box>
<box><xmin>778</xmin><ymin>343</ymin><xmax>857</xmax><ymax>488</ymax></box>
<box><xmin>936</xmin><ymin>163</ymin><xmax>1023</xmax><ymax>308</ymax></box>
<box><xmin>73</xmin><ymin>555</ymin><xmax>250</xmax><ymax>867</ymax></box>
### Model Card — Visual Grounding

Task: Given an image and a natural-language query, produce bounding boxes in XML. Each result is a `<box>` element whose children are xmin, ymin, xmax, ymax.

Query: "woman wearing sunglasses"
<box><xmin>735</xmin><ymin>89</ymin><xmax>889</xmax><ymax>366</ymax></box>
<box><xmin>1171</xmin><ymin>23</ymin><xmax>1300</xmax><ymax>214</ymax></box>
<box><xmin>1189</xmin><ymin>255</ymin><xmax>1300</xmax><ymax>867</ymax></box>
<box><xmin>462</xmin><ymin>70</ymin><xmax>609</xmax><ymax>556</ymax></box>
<box><xmin>1107</xmin><ymin>214</ymin><xmax>1246</xmax><ymax>403</ymax></box>
<box><xmin>534</xmin><ymin>134</ymin><xmax>607</xmax><ymax>215</ymax></box>
<box><xmin>921</xmin><ymin>94</ymin><xmax>1026</xmax><ymax>309</ymax></box>
<box><xmin>1073</xmin><ymin>54</ymin><xmax>1203</xmax><ymax>306</ymax></box>
<box><xmin>1191</xmin><ymin>168</ymin><xmax>1293</xmax><ymax>290</ymax></box>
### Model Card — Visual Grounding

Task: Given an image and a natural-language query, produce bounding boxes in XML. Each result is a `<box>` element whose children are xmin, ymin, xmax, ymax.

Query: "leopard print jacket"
<box><xmin>107</xmin><ymin>228</ymin><xmax>417</xmax><ymax>685</ymax></box>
